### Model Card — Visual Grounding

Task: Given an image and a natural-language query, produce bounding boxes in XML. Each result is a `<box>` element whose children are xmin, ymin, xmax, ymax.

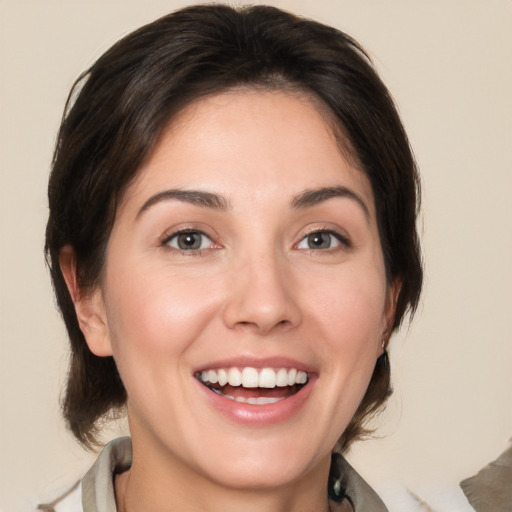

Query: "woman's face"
<box><xmin>83</xmin><ymin>90</ymin><xmax>396</xmax><ymax>490</ymax></box>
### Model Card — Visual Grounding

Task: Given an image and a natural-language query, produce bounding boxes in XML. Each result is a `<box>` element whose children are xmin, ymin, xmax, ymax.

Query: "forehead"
<box><xmin>120</xmin><ymin>89</ymin><xmax>374</xmax><ymax>214</ymax></box>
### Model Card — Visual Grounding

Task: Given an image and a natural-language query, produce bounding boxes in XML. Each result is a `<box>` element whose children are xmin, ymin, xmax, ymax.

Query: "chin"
<box><xmin>189</xmin><ymin>430</ymin><xmax>332</xmax><ymax>492</ymax></box>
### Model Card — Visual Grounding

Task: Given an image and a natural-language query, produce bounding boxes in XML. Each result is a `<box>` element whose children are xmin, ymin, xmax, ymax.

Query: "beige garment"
<box><xmin>39</xmin><ymin>437</ymin><xmax>389</xmax><ymax>512</ymax></box>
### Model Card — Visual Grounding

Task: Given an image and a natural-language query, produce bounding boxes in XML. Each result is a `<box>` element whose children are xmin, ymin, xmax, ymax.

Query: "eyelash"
<box><xmin>160</xmin><ymin>227</ymin><xmax>351</xmax><ymax>255</ymax></box>
<box><xmin>161</xmin><ymin>228</ymin><xmax>216</xmax><ymax>255</ymax></box>
<box><xmin>296</xmin><ymin>228</ymin><xmax>351</xmax><ymax>252</ymax></box>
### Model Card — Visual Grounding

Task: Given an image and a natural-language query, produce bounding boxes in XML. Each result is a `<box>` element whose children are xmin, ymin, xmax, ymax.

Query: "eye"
<box><xmin>296</xmin><ymin>230</ymin><xmax>345</xmax><ymax>250</ymax></box>
<box><xmin>165</xmin><ymin>230</ymin><xmax>214</xmax><ymax>251</ymax></box>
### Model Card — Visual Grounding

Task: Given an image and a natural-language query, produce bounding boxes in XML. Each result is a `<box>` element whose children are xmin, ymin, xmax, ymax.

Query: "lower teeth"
<box><xmin>212</xmin><ymin>389</ymin><xmax>284</xmax><ymax>405</ymax></box>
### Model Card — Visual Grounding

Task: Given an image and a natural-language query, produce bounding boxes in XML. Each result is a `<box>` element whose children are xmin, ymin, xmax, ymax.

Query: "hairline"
<box><xmin>117</xmin><ymin>81</ymin><xmax>365</xmax><ymax>222</ymax></box>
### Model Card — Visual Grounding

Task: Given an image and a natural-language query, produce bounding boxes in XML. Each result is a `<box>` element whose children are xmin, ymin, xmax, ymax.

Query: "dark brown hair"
<box><xmin>45</xmin><ymin>3</ymin><xmax>422</xmax><ymax>450</ymax></box>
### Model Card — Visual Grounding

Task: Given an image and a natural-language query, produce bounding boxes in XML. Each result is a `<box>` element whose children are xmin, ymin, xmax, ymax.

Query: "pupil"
<box><xmin>179</xmin><ymin>233</ymin><xmax>200</xmax><ymax>250</ymax></box>
<box><xmin>309</xmin><ymin>232</ymin><xmax>330</xmax><ymax>249</ymax></box>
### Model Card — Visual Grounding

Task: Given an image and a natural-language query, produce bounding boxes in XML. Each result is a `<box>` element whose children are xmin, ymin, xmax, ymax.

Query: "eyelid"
<box><xmin>160</xmin><ymin>225</ymin><xmax>221</xmax><ymax>252</ymax></box>
<box><xmin>295</xmin><ymin>226</ymin><xmax>352</xmax><ymax>250</ymax></box>
<box><xmin>162</xmin><ymin>227</ymin><xmax>206</xmax><ymax>243</ymax></box>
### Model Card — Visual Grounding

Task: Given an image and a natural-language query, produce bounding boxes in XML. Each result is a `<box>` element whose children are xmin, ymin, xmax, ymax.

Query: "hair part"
<box><xmin>45</xmin><ymin>3</ymin><xmax>422</xmax><ymax>450</ymax></box>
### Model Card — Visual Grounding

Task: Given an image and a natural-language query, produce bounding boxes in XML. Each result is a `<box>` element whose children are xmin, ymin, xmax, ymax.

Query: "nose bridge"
<box><xmin>223</xmin><ymin>243</ymin><xmax>301</xmax><ymax>334</ymax></box>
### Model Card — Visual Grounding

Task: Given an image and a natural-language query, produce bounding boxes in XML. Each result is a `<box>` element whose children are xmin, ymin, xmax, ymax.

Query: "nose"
<box><xmin>222</xmin><ymin>251</ymin><xmax>302</xmax><ymax>335</ymax></box>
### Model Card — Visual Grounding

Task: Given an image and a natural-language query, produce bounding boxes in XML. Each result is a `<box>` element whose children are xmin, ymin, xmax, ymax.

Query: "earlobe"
<box><xmin>59</xmin><ymin>246</ymin><xmax>113</xmax><ymax>357</ymax></box>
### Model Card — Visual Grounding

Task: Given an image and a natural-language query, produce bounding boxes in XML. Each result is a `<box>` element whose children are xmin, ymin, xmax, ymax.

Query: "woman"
<box><xmin>43</xmin><ymin>4</ymin><xmax>422</xmax><ymax>511</ymax></box>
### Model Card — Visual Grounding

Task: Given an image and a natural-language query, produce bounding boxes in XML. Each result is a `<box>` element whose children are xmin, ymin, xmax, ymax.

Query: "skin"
<box><xmin>61</xmin><ymin>90</ymin><xmax>399</xmax><ymax>512</ymax></box>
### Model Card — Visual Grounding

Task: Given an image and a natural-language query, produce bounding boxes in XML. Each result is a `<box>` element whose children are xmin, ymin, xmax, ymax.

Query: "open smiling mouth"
<box><xmin>196</xmin><ymin>367</ymin><xmax>309</xmax><ymax>405</ymax></box>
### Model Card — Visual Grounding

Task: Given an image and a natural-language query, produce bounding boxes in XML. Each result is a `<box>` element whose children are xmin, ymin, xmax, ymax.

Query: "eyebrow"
<box><xmin>136</xmin><ymin>185</ymin><xmax>369</xmax><ymax>220</ymax></box>
<box><xmin>292</xmin><ymin>186</ymin><xmax>370</xmax><ymax>219</ymax></box>
<box><xmin>136</xmin><ymin>189</ymin><xmax>229</xmax><ymax>219</ymax></box>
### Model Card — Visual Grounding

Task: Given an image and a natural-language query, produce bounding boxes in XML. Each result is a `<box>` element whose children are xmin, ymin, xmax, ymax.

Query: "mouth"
<box><xmin>195</xmin><ymin>367</ymin><xmax>309</xmax><ymax>405</ymax></box>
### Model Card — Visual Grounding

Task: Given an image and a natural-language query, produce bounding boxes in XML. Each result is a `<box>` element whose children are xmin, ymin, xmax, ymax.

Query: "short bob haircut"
<box><xmin>45</xmin><ymin>3</ymin><xmax>422</xmax><ymax>451</ymax></box>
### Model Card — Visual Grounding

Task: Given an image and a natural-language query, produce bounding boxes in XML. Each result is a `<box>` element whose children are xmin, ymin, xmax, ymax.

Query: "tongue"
<box><xmin>220</xmin><ymin>385</ymin><xmax>295</xmax><ymax>399</ymax></box>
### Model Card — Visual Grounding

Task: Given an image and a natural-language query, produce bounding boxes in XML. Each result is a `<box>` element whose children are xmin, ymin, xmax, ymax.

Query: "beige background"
<box><xmin>1</xmin><ymin>1</ymin><xmax>511</xmax><ymax>510</ymax></box>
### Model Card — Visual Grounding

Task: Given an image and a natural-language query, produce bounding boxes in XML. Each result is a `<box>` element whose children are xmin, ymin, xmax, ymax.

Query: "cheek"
<box><xmin>102</xmin><ymin>265</ymin><xmax>221</xmax><ymax>372</ymax></box>
<box><xmin>309</xmin><ymin>268</ymin><xmax>387</xmax><ymax>345</ymax></box>
<box><xmin>305</xmin><ymin>265</ymin><xmax>387</xmax><ymax>393</ymax></box>
<box><xmin>289</xmin><ymin>270</ymin><xmax>387</xmax><ymax>444</ymax></box>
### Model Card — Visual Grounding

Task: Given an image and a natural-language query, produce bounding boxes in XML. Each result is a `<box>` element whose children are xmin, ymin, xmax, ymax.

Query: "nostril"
<box><xmin>232</xmin><ymin>319</ymin><xmax>292</xmax><ymax>334</ymax></box>
<box><xmin>222</xmin><ymin>283</ymin><xmax>302</xmax><ymax>333</ymax></box>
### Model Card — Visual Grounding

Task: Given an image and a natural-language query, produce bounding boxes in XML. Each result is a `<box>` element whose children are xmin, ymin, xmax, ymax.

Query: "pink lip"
<box><xmin>193</xmin><ymin>356</ymin><xmax>315</xmax><ymax>373</ymax></box>
<box><xmin>193</xmin><ymin>356</ymin><xmax>316</xmax><ymax>426</ymax></box>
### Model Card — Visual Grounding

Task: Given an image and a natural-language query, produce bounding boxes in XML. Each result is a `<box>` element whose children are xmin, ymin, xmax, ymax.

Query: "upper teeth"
<box><xmin>199</xmin><ymin>367</ymin><xmax>308</xmax><ymax>388</ymax></box>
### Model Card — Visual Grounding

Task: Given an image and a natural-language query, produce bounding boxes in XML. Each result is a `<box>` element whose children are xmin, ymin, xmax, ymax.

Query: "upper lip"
<box><xmin>193</xmin><ymin>356</ymin><xmax>315</xmax><ymax>374</ymax></box>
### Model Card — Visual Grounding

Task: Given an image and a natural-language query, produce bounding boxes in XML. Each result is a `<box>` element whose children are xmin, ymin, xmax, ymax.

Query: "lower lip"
<box><xmin>196</xmin><ymin>378</ymin><xmax>315</xmax><ymax>426</ymax></box>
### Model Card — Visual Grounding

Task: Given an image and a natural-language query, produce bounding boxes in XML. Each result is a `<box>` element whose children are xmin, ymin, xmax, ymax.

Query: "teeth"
<box><xmin>296</xmin><ymin>370</ymin><xmax>308</xmax><ymax>384</ymax></box>
<box><xmin>241</xmin><ymin>367</ymin><xmax>259</xmax><ymax>388</ymax></box>
<box><xmin>227</xmin><ymin>368</ymin><xmax>242</xmax><ymax>386</ymax></box>
<box><xmin>276</xmin><ymin>368</ymin><xmax>289</xmax><ymax>387</ymax></box>
<box><xmin>259</xmin><ymin>367</ymin><xmax>277</xmax><ymax>388</ymax></box>
<box><xmin>199</xmin><ymin>367</ymin><xmax>309</xmax><ymax>389</ymax></box>
<box><xmin>226</xmin><ymin>395</ymin><xmax>284</xmax><ymax>405</ymax></box>
<box><xmin>217</xmin><ymin>368</ymin><xmax>228</xmax><ymax>386</ymax></box>
<box><xmin>248</xmin><ymin>396</ymin><xmax>283</xmax><ymax>405</ymax></box>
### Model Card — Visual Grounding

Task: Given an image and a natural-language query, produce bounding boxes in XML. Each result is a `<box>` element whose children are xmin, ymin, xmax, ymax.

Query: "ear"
<box><xmin>59</xmin><ymin>246</ymin><xmax>113</xmax><ymax>357</ymax></box>
<box><xmin>382</xmin><ymin>277</ymin><xmax>402</xmax><ymax>350</ymax></box>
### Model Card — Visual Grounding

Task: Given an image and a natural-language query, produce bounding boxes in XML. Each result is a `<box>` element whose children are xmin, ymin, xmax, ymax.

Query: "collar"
<box><xmin>81</xmin><ymin>437</ymin><xmax>388</xmax><ymax>512</ymax></box>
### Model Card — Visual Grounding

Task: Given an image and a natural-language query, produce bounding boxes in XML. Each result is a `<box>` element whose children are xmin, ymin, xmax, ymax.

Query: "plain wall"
<box><xmin>1</xmin><ymin>1</ymin><xmax>511</xmax><ymax>510</ymax></box>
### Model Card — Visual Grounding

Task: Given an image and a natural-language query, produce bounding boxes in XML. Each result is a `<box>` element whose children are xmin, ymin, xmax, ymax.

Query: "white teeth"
<box><xmin>260</xmin><ymin>396</ymin><xmax>283</xmax><ymax>405</ymax></box>
<box><xmin>259</xmin><ymin>367</ymin><xmax>277</xmax><ymax>388</ymax></box>
<box><xmin>227</xmin><ymin>368</ymin><xmax>242</xmax><ymax>386</ymax></box>
<box><xmin>199</xmin><ymin>367</ymin><xmax>309</xmax><ymax>388</ymax></box>
<box><xmin>276</xmin><ymin>368</ymin><xmax>289</xmax><ymax>387</ymax></box>
<box><xmin>234</xmin><ymin>396</ymin><xmax>284</xmax><ymax>405</ymax></box>
<box><xmin>241</xmin><ymin>367</ymin><xmax>259</xmax><ymax>388</ymax></box>
<box><xmin>296</xmin><ymin>370</ymin><xmax>308</xmax><ymax>384</ymax></box>
<box><xmin>217</xmin><ymin>368</ymin><xmax>228</xmax><ymax>386</ymax></box>
<box><xmin>287</xmin><ymin>368</ymin><xmax>297</xmax><ymax>386</ymax></box>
